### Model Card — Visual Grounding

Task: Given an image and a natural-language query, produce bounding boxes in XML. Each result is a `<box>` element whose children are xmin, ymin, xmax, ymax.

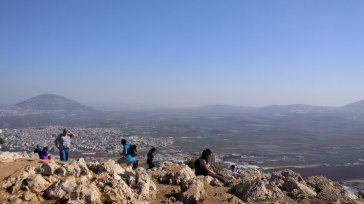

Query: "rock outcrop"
<box><xmin>0</xmin><ymin>152</ymin><xmax>363</xmax><ymax>204</ymax></box>
<box><xmin>231</xmin><ymin>169</ymin><xmax>363</xmax><ymax>203</ymax></box>
<box><xmin>180</xmin><ymin>176</ymin><xmax>206</xmax><ymax>204</ymax></box>
<box><xmin>0</xmin><ymin>151</ymin><xmax>35</xmax><ymax>162</ymax></box>
<box><xmin>160</xmin><ymin>164</ymin><xmax>196</xmax><ymax>185</ymax></box>
<box><xmin>306</xmin><ymin>176</ymin><xmax>358</xmax><ymax>202</ymax></box>
<box><xmin>0</xmin><ymin>156</ymin><xmax>157</xmax><ymax>204</ymax></box>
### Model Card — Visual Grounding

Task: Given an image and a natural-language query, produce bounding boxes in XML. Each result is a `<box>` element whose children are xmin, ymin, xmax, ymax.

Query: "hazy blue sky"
<box><xmin>1</xmin><ymin>0</ymin><xmax>363</xmax><ymax>107</ymax></box>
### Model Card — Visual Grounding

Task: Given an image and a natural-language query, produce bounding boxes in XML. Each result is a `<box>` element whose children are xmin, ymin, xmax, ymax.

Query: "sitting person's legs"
<box><xmin>207</xmin><ymin>172</ymin><xmax>226</xmax><ymax>183</ymax></box>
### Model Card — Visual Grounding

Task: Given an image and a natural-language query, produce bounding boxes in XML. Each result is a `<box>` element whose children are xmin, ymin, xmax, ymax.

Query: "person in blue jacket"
<box><xmin>119</xmin><ymin>139</ymin><xmax>138</xmax><ymax>169</ymax></box>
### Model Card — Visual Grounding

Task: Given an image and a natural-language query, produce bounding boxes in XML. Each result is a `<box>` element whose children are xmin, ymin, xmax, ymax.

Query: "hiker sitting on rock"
<box><xmin>194</xmin><ymin>149</ymin><xmax>226</xmax><ymax>183</ymax></box>
<box><xmin>231</xmin><ymin>165</ymin><xmax>238</xmax><ymax>173</ymax></box>
<box><xmin>40</xmin><ymin>146</ymin><xmax>50</xmax><ymax>160</ymax></box>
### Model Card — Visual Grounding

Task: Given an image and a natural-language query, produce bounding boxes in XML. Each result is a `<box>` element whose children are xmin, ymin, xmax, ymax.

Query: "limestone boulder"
<box><xmin>103</xmin><ymin>179</ymin><xmax>138</xmax><ymax>204</ymax></box>
<box><xmin>22</xmin><ymin>191</ymin><xmax>36</xmax><ymax>201</ymax></box>
<box><xmin>219</xmin><ymin>169</ymin><xmax>240</xmax><ymax>185</ymax></box>
<box><xmin>68</xmin><ymin>182</ymin><xmax>101</xmax><ymax>204</ymax></box>
<box><xmin>271</xmin><ymin>169</ymin><xmax>304</xmax><ymax>183</ymax></box>
<box><xmin>64</xmin><ymin>158</ymin><xmax>92</xmax><ymax>178</ymax></box>
<box><xmin>307</xmin><ymin>176</ymin><xmax>357</xmax><ymax>203</ymax></box>
<box><xmin>40</xmin><ymin>161</ymin><xmax>59</xmax><ymax>176</ymax></box>
<box><xmin>269</xmin><ymin>170</ymin><xmax>315</xmax><ymax>199</ymax></box>
<box><xmin>180</xmin><ymin>176</ymin><xmax>205</xmax><ymax>204</ymax></box>
<box><xmin>55</xmin><ymin>166</ymin><xmax>67</xmax><ymax>177</ymax></box>
<box><xmin>1</xmin><ymin>166</ymin><xmax>36</xmax><ymax>193</ymax></box>
<box><xmin>233</xmin><ymin>176</ymin><xmax>282</xmax><ymax>202</ymax></box>
<box><xmin>225</xmin><ymin>195</ymin><xmax>245</xmax><ymax>204</ymax></box>
<box><xmin>0</xmin><ymin>151</ymin><xmax>30</xmax><ymax>162</ymax></box>
<box><xmin>44</xmin><ymin>178</ymin><xmax>78</xmax><ymax>200</ymax></box>
<box><xmin>238</xmin><ymin>169</ymin><xmax>265</xmax><ymax>182</ymax></box>
<box><xmin>204</xmin><ymin>176</ymin><xmax>223</xmax><ymax>187</ymax></box>
<box><xmin>89</xmin><ymin>164</ymin><xmax>107</xmax><ymax>174</ymax></box>
<box><xmin>104</xmin><ymin>159</ymin><xmax>125</xmax><ymax>175</ymax></box>
<box><xmin>24</xmin><ymin>174</ymin><xmax>50</xmax><ymax>193</ymax></box>
<box><xmin>161</xmin><ymin>164</ymin><xmax>196</xmax><ymax>185</ymax></box>
<box><xmin>133</xmin><ymin>168</ymin><xmax>157</xmax><ymax>201</ymax></box>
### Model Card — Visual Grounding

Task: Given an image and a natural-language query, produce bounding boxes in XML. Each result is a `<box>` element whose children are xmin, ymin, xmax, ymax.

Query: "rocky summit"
<box><xmin>0</xmin><ymin>152</ymin><xmax>363</xmax><ymax>204</ymax></box>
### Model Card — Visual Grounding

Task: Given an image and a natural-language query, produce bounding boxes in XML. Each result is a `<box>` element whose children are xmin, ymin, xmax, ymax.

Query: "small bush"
<box><xmin>151</xmin><ymin>175</ymin><xmax>160</xmax><ymax>183</ymax></box>
<box><xmin>0</xmin><ymin>137</ymin><xmax>4</xmax><ymax>145</ymax></box>
<box><xmin>120</xmin><ymin>175</ymin><xmax>129</xmax><ymax>184</ymax></box>
<box><xmin>184</xmin><ymin>157</ymin><xmax>197</xmax><ymax>169</ymax></box>
<box><xmin>212</xmin><ymin>162</ymin><xmax>224</xmax><ymax>173</ymax></box>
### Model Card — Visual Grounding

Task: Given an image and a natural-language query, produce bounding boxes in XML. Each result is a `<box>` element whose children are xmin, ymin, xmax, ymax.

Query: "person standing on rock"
<box><xmin>118</xmin><ymin>139</ymin><xmax>138</xmax><ymax>169</ymax></box>
<box><xmin>147</xmin><ymin>147</ymin><xmax>157</xmax><ymax>169</ymax></box>
<box><xmin>55</xmin><ymin>128</ymin><xmax>76</xmax><ymax>161</ymax></box>
<box><xmin>195</xmin><ymin>149</ymin><xmax>226</xmax><ymax>183</ymax></box>
<box><xmin>120</xmin><ymin>139</ymin><xmax>129</xmax><ymax>157</ymax></box>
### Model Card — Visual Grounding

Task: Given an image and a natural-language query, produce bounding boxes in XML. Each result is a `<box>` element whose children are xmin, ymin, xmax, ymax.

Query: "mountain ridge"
<box><xmin>342</xmin><ymin>99</ymin><xmax>364</xmax><ymax>110</ymax></box>
<box><xmin>16</xmin><ymin>94</ymin><xmax>94</xmax><ymax>112</ymax></box>
<box><xmin>10</xmin><ymin>94</ymin><xmax>364</xmax><ymax>112</ymax></box>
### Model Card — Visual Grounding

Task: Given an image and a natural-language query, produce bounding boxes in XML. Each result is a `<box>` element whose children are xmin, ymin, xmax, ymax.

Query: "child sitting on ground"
<box><xmin>40</xmin><ymin>146</ymin><xmax>50</xmax><ymax>160</ymax></box>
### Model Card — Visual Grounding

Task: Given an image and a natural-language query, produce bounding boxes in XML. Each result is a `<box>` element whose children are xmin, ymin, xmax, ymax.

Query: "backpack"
<box><xmin>128</xmin><ymin>144</ymin><xmax>137</xmax><ymax>157</ymax></box>
<box><xmin>194</xmin><ymin>158</ymin><xmax>206</xmax><ymax>176</ymax></box>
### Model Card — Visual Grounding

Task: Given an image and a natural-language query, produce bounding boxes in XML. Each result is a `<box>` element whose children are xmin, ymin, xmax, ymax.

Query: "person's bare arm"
<box><xmin>202</xmin><ymin>162</ymin><xmax>216</xmax><ymax>175</ymax></box>
<box><xmin>122</xmin><ymin>148</ymin><xmax>127</xmax><ymax>155</ymax></box>
<box><xmin>67</xmin><ymin>131</ymin><xmax>76</xmax><ymax>137</ymax></box>
<box><xmin>202</xmin><ymin>162</ymin><xmax>226</xmax><ymax>183</ymax></box>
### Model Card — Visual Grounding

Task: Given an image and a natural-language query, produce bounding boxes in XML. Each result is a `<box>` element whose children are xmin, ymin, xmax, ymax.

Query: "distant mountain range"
<box><xmin>342</xmin><ymin>100</ymin><xmax>364</xmax><ymax>110</ymax></box>
<box><xmin>10</xmin><ymin>94</ymin><xmax>364</xmax><ymax>113</ymax></box>
<box><xmin>16</xmin><ymin>94</ymin><xmax>94</xmax><ymax>112</ymax></box>
<box><xmin>1</xmin><ymin>93</ymin><xmax>364</xmax><ymax>129</ymax></box>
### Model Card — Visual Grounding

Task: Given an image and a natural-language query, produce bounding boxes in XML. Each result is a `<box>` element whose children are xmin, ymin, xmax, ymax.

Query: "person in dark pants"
<box><xmin>147</xmin><ymin>147</ymin><xmax>157</xmax><ymax>169</ymax></box>
<box><xmin>55</xmin><ymin>128</ymin><xmax>76</xmax><ymax>161</ymax></box>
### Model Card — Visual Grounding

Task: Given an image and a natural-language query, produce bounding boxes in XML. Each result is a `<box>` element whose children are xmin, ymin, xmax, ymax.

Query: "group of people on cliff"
<box><xmin>34</xmin><ymin>128</ymin><xmax>75</xmax><ymax>161</ymax></box>
<box><xmin>34</xmin><ymin>129</ymin><xmax>158</xmax><ymax>170</ymax></box>
<box><xmin>34</xmin><ymin>128</ymin><xmax>228</xmax><ymax>183</ymax></box>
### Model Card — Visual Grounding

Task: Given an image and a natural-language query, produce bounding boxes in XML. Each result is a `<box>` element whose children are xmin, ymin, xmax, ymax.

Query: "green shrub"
<box><xmin>184</xmin><ymin>157</ymin><xmax>197</xmax><ymax>169</ymax></box>
<box><xmin>151</xmin><ymin>175</ymin><xmax>160</xmax><ymax>183</ymax></box>
<box><xmin>212</xmin><ymin>162</ymin><xmax>224</xmax><ymax>172</ymax></box>
<box><xmin>120</xmin><ymin>175</ymin><xmax>129</xmax><ymax>184</ymax></box>
<box><xmin>0</xmin><ymin>137</ymin><xmax>4</xmax><ymax>145</ymax></box>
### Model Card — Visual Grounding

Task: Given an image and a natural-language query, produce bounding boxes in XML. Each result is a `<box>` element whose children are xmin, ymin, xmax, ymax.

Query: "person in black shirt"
<box><xmin>194</xmin><ymin>149</ymin><xmax>226</xmax><ymax>183</ymax></box>
<box><xmin>147</xmin><ymin>147</ymin><xmax>157</xmax><ymax>169</ymax></box>
<box><xmin>34</xmin><ymin>144</ymin><xmax>42</xmax><ymax>159</ymax></box>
